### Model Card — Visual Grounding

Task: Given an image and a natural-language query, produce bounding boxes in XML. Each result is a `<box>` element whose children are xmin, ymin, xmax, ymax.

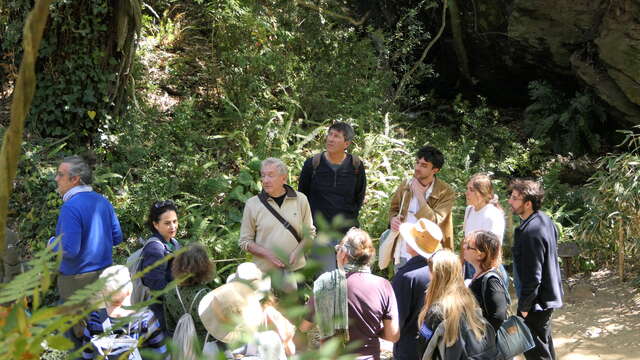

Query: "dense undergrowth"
<box><xmin>2</xmin><ymin>0</ymin><xmax>640</xmax><ymax>358</ymax></box>
<box><xmin>5</xmin><ymin>0</ymin><xmax>639</xmax><ymax>282</ymax></box>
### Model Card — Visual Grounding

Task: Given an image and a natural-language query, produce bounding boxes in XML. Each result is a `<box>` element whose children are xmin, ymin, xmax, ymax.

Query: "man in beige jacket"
<box><xmin>389</xmin><ymin>146</ymin><xmax>455</xmax><ymax>268</ymax></box>
<box><xmin>239</xmin><ymin>158</ymin><xmax>316</xmax><ymax>288</ymax></box>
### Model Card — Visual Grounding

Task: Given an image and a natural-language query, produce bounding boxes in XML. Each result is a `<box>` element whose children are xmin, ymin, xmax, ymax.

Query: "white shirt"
<box><xmin>463</xmin><ymin>204</ymin><xmax>505</xmax><ymax>243</ymax></box>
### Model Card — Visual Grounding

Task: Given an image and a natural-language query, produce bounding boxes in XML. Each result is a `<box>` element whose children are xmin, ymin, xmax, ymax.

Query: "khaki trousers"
<box><xmin>57</xmin><ymin>269</ymin><xmax>102</xmax><ymax>338</ymax></box>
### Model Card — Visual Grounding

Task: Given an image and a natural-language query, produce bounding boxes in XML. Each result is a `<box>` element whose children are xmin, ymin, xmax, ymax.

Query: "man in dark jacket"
<box><xmin>298</xmin><ymin>122</ymin><xmax>366</xmax><ymax>272</ymax></box>
<box><xmin>508</xmin><ymin>179</ymin><xmax>563</xmax><ymax>360</ymax></box>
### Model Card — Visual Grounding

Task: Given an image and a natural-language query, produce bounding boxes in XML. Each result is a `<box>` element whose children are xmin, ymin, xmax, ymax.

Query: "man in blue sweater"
<box><xmin>508</xmin><ymin>179</ymin><xmax>563</xmax><ymax>360</ymax></box>
<box><xmin>52</xmin><ymin>155</ymin><xmax>123</xmax><ymax>302</ymax></box>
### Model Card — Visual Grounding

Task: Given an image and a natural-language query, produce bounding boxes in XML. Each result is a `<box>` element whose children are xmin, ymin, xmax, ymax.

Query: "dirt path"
<box><xmin>554</xmin><ymin>270</ymin><xmax>640</xmax><ymax>360</ymax></box>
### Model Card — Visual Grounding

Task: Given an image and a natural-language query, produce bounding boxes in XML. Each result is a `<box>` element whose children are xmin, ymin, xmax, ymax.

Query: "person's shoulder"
<box><xmin>294</xmin><ymin>190</ymin><xmax>309</xmax><ymax>202</ymax></box>
<box><xmin>434</xmin><ymin>177</ymin><xmax>454</xmax><ymax>193</ymax></box>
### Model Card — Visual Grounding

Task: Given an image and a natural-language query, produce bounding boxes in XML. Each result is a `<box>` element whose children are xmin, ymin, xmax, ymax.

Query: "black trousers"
<box><xmin>522</xmin><ymin>308</ymin><xmax>556</xmax><ymax>360</ymax></box>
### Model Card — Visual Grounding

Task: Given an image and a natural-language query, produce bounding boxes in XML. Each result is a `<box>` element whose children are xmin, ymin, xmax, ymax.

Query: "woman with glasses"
<box><xmin>300</xmin><ymin>228</ymin><xmax>399</xmax><ymax>360</ymax></box>
<box><xmin>463</xmin><ymin>231</ymin><xmax>508</xmax><ymax>332</ymax></box>
<box><xmin>141</xmin><ymin>200</ymin><xmax>181</xmax><ymax>331</ymax></box>
<box><xmin>417</xmin><ymin>250</ymin><xmax>497</xmax><ymax>359</ymax></box>
<box><xmin>463</xmin><ymin>173</ymin><xmax>507</xmax><ymax>284</ymax></box>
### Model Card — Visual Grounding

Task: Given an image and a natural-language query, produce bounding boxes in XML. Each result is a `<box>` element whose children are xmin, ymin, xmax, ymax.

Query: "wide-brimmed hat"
<box><xmin>399</xmin><ymin>218</ymin><xmax>443</xmax><ymax>258</ymax></box>
<box><xmin>377</xmin><ymin>229</ymin><xmax>401</xmax><ymax>269</ymax></box>
<box><xmin>198</xmin><ymin>282</ymin><xmax>264</xmax><ymax>343</ymax></box>
<box><xmin>226</xmin><ymin>262</ymin><xmax>271</xmax><ymax>296</ymax></box>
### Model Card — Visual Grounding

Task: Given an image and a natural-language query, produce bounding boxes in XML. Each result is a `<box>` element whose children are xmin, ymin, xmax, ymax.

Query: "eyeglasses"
<box><xmin>463</xmin><ymin>243</ymin><xmax>479</xmax><ymax>252</ymax></box>
<box><xmin>508</xmin><ymin>194</ymin><xmax>525</xmax><ymax>201</ymax></box>
<box><xmin>153</xmin><ymin>200</ymin><xmax>175</xmax><ymax>208</ymax></box>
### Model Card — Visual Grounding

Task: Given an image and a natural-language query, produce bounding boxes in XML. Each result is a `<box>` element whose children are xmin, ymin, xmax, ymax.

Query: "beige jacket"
<box><xmin>239</xmin><ymin>186</ymin><xmax>316</xmax><ymax>272</ymax></box>
<box><xmin>389</xmin><ymin>177</ymin><xmax>456</xmax><ymax>250</ymax></box>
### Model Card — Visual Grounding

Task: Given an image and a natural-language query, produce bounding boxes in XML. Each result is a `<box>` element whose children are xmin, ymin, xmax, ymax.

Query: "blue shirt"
<box><xmin>391</xmin><ymin>255</ymin><xmax>431</xmax><ymax>360</ymax></box>
<box><xmin>54</xmin><ymin>191</ymin><xmax>123</xmax><ymax>275</ymax></box>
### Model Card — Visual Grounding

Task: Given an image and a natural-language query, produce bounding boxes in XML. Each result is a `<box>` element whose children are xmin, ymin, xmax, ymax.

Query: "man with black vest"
<box><xmin>298</xmin><ymin>122</ymin><xmax>367</xmax><ymax>272</ymax></box>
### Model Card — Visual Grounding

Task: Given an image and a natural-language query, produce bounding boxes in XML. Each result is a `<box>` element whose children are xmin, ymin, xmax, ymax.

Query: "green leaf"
<box><xmin>47</xmin><ymin>335</ymin><xmax>74</xmax><ymax>351</ymax></box>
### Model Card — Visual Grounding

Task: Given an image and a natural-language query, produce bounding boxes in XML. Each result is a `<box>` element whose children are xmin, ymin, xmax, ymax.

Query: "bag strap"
<box><xmin>175</xmin><ymin>287</ymin><xmax>187</xmax><ymax>314</ymax></box>
<box><xmin>137</xmin><ymin>237</ymin><xmax>164</xmax><ymax>270</ymax></box>
<box><xmin>258</xmin><ymin>191</ymin><xmax>303</xmax><ymax>243</ymax></box>
<box><xmin>189</xmin><ymin>288</ymin><xmax>209</xmax><ymax>313</ymax></box>
<box><xmin>480</xmin><ymin>269</ymin><xmax>511</xmax><ymax>317</ymax></box>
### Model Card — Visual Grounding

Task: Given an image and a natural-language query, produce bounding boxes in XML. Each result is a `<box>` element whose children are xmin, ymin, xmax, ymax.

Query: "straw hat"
<box><xmin>399</xmin><ymin>218</ymin><xmax>443</xmax><ymax>258</ymax></box>
<box><xmin>226</xmin><ymin>262</ymin><xmax>271</xmax><ymax>296</ymax></box>
<box><xmin>198</xmin><ymin>282</ymin><xmax>264</xmax><ymax>343</ymax></box>
<box><xmin>377</xmin><ymin>229</ymin><xmax>401</xmax><ymax>269</ymax></box>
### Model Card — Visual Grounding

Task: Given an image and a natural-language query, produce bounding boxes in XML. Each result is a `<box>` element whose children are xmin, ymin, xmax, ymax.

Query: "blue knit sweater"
<box><xmin>54</xmin><ymin>191</ymin><xmax>123</xmax><ymax>275</ymax></box>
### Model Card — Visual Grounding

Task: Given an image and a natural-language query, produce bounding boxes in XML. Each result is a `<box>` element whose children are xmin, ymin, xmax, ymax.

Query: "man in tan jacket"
<box><xmin>389</xmin><ymin>146</ymin><xmax>455</xmax><ymax>267</ymax></box>
<box><xmin>239</xmin><ymin>158</ymin><xmax>316</xmax><ymax>288</ymax></box>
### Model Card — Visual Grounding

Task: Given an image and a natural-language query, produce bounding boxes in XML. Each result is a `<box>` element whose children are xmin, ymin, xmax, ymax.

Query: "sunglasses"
<box><xmin>153</xmin><ymin>200</ymin><xmax>175</xmax><ymax>208</ymax></box>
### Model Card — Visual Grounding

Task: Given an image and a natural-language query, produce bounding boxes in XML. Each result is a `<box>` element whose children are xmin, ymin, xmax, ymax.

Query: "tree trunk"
<box><xmin>618</xmin><ymin>220</ymin><xmax>625</xmax><ymax>281</ymax></box>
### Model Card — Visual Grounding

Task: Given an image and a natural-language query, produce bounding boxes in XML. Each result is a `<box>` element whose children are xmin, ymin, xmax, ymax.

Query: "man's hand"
<box><xmin>390</xmin><ymin>215</ymin><xmax>404</xmax><ymax>232</ymax></box>
<box><xmin>288</xmin><ymin>246</ymin><xmax>302</xmax><ymax>267</ymax></box>
<box><xmin>520</xmin><ymin>311</ymin><xmax>528</xmax><ymax>318</ymax></box>
<box><xmin>267</xmin><ymin>253</ymin><xmax>286</xmax><ymax>268</ymax></box>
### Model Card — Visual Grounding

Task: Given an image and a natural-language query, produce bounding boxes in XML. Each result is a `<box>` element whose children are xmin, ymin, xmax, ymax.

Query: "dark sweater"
<box><xmin>469</xmin><ymin>271</ymin><xmax>508</xmax><ymax>332</ymax></box>
<box><xmin>512</xmin><ymin>211</ymin><xmax>564</xmax><ymax>313</ymax></box>
<box><xmin>298</xmin><ymin>153</ymin><xmax>366</xmax><ymax>230</ymax></box>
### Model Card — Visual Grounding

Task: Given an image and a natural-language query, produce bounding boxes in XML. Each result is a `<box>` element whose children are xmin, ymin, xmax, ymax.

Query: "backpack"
<box><xmin>172</xmin><ymin>287</ymin><xmax>209</xmax><ymax>360</ymax></box>
<box><xmin>311</xmin><ymin>152</ymin><xmax>362</xmax><ymax>179</ymax></box>
<box><xmin>126</xmin><ymin>237</ymin><xmax>163</xmax><ymax>305</ymax></box>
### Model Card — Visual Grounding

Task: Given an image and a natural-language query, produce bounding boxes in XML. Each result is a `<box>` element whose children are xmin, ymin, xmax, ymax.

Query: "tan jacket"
<box><xmin>239</xmin><ymin>186</ymin><xmax>316</xmax><ymax>272</ymax></box>
<box><xmin>389</xmin><ymin>177</ymin><xmax>455</xmax><ymax>250</ymax></box>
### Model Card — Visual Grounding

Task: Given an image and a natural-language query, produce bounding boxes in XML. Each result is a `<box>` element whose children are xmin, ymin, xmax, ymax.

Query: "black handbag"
<box><xmin>481</xmin><ymin>270</ymin><xmax>535</xmax><ymax>359</ymax></box>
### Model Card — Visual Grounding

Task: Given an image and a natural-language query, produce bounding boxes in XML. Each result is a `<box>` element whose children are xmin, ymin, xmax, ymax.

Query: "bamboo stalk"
<box><xmin>618</xmin><ymin>219</ymin><xmax>625</xmax><ymax>281</ymax></box>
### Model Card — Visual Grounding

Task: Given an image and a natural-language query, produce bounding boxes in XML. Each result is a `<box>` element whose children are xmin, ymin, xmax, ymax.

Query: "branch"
<box><xmin>393</xmin><ymin>0</ymin><xmax>448</xmax><ymax>103</ymax></box>
<box><xmin>294</xmin><ymin>0</ymin><xmax>370</xmax><ymax>26</ymax></box>
<box><xmin>0</xmin><ymin>0</ymin><xmax>53</xmax><ymax>254</ymax></box>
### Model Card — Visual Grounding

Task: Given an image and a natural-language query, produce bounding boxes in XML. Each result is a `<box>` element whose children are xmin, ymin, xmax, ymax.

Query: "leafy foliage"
<box><xmin>524</xmin><ymin>80</ymin><xmax>607</xmax><ymax>155</ymax></box>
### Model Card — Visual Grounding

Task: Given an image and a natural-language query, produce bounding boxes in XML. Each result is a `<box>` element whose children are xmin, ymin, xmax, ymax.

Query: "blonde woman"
<box><xmin>417</xmin><ymin>250</ymin><xmax>497</xmax><ymax>359</ymax></box>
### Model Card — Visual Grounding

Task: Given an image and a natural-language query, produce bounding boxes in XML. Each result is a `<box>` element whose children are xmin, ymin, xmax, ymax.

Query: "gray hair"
<box><xmin>62</xmin><ymin>155</ymin><xmax>92</xmax><ymax>185</ymax></box>
<box><xmin>99</xmin><ymin>265</ymin><xmax>133</xmax><ymax>302</ymax></box>
<box><xmin>261</xmin><ymin>157</ymin><xmax>288</xmax><ymax>176</ymax></box>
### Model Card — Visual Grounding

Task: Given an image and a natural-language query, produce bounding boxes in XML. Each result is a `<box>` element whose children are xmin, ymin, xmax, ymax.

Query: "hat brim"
<box><xmin>399</xmin><ymin>220</ymin><xmax>443</xmax><ymax>259</ymax></box>
<box><xmin>198</xmin><ymin>283</ymin><xmax>264</xmax><ymax>344</ymax></box>
<box><xmin>378</xmin><ymin>229</ymin><xmax>400</xmax><ymax>269</ymax></box>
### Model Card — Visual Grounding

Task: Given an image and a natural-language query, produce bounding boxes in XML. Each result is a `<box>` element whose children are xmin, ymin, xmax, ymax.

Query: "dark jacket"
<box><xmin>469</xmin><ymin>271</ymin><xmax>508</xmax><ymax>332</ymax></box>
<box><xmin>298</xmin><ymin>153</ymin><xmax>366</xmax><ymax>229</ymax></box>
<box><xmin>512</xmin><ymin>211</ymin><xmax>563</xmax><ymax>313</ymax></box>
<box><xmin>141</xmin><ymin>234</ymin><xmax>180</xmax><ymax>330</ymax></box>
<box><xmin>392</xmin><ymin>256</ymin><xmax>431</xmax><ymax>360</ymax></box>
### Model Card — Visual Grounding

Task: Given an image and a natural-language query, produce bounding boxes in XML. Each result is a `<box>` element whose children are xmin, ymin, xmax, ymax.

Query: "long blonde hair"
<box><xmin>417</xmin><ymin>250</ymin><xmax>486</xmax><ymax>346</ymax></box>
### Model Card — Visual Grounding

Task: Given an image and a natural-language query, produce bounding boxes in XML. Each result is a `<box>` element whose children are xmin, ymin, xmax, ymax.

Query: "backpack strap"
<box><xmin>175</xmin><ymin>287</ymin><xmax>188</xmax><ymax>314</ymax></box>
<box><xmin>311</xmin><ymin>152</ymin><xmax>323</xmax><ymax>179</ymax></box>
<box><xmin>137</xmin><ymin>236</ymin><xmax>164</xmax><ymax>271</ymax></box>
<box><xmin>258</xmin><ymin>191</ymin><xmax>303</xmax><ymax>243</ymax></box>
<box><xmin>189</xmin><ymin>288</ymin><xmax>209</xmax><ymax>313</ymax></box>
<box><xmin>351</xmin><ymin>154</ymin><xmax>361</xmax><ymax>175</ymax></box>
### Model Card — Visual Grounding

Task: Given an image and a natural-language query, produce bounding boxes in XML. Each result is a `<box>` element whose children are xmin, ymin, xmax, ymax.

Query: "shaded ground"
<box><xmin>554</xmin><ymin>270</ymin><xmax>640</xmax><ymax>360</ymax></box>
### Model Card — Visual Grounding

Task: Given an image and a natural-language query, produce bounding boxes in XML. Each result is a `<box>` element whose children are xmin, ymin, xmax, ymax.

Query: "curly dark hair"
<box><xmin>416</xmin><ymin>146</ymin><xmax>445</xmax><ymax>170</ymax></box>
<box><xmin>171</xmin><ymin>243</ymin><xmax>214</xmax><ymax>286</ymax></box>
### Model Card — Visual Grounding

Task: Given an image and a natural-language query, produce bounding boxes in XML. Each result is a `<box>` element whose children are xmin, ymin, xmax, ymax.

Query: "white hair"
<box><xmin>100</xmin><ymin>265</ymin><xmax>133</xmax><ymax>302</ymax></box>
<box><xmin>261</xmin><ymin>157</ymin><xmax>288</xmax><ymax>176</ymax></box>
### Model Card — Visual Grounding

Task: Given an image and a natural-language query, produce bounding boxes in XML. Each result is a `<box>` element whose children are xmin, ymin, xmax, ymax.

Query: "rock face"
<box><xmin>399</xmin><ymin>0</ymin><xmax>640</xmax><ymax>124</ymax></box>
<box><xmin>505</xmin><ymin>0</ymin><xmax>640</xmax><ymax>124</ymax></box>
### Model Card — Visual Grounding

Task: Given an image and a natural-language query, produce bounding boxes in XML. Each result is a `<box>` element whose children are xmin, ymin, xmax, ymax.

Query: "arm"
<box><xmin>57</xmin><ymin>206</ymin><xmax>83</xmax><ymax>259</ymax></box>
<box><xmin>354</xmin><ymin>162</ymin><xmax>366</xmax><ymax>212</ymax></box>
<box><xmin>483</xmin><ymin>277</ymin><xmax>508</xmax><ymax>331</ymax></box>
<box><xmin>289</xmin><ymin>195</ymin><xmax>315</xmax><ymax>266</ymax></box>
<box><xmin>516</xmin><ymin>230</ymin><xmax>546</xmax><ymax>313</ymax></box>
<box><xmin>389</xmin><ymin>183</ymin><xmax>406</xmax><ymax>231</ymax></box>
<box><xmin>110</xmin><ymin>205</ymin><xmax>123</xmax><ymax>246</ymax></box>
<box><xmin>381</xmin><ymin>281</ymin><xmax>400</xmax><ymax>342</ymax></box>
<box><xmin>298</xmin><ymin>159</ymin><xmax>312</xmax><ymax>196</ymax></box>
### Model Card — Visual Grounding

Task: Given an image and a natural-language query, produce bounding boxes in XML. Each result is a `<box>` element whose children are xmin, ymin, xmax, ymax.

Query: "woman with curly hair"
<box><xmin>163</xmin><ymin>243</ymin><xmax>214</xmax><ymax>338</ymax></box>
<box><xmin>417</xmin><ymin>250</ymin><xmax>497</xmax><ymax>359</ymax></box>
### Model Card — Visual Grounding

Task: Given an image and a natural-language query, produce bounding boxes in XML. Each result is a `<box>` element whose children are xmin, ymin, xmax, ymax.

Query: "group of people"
<box><xmin>44</xmin><ymin>121</ymin><xmax>564</xmax><ymax>360</ymax></box>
